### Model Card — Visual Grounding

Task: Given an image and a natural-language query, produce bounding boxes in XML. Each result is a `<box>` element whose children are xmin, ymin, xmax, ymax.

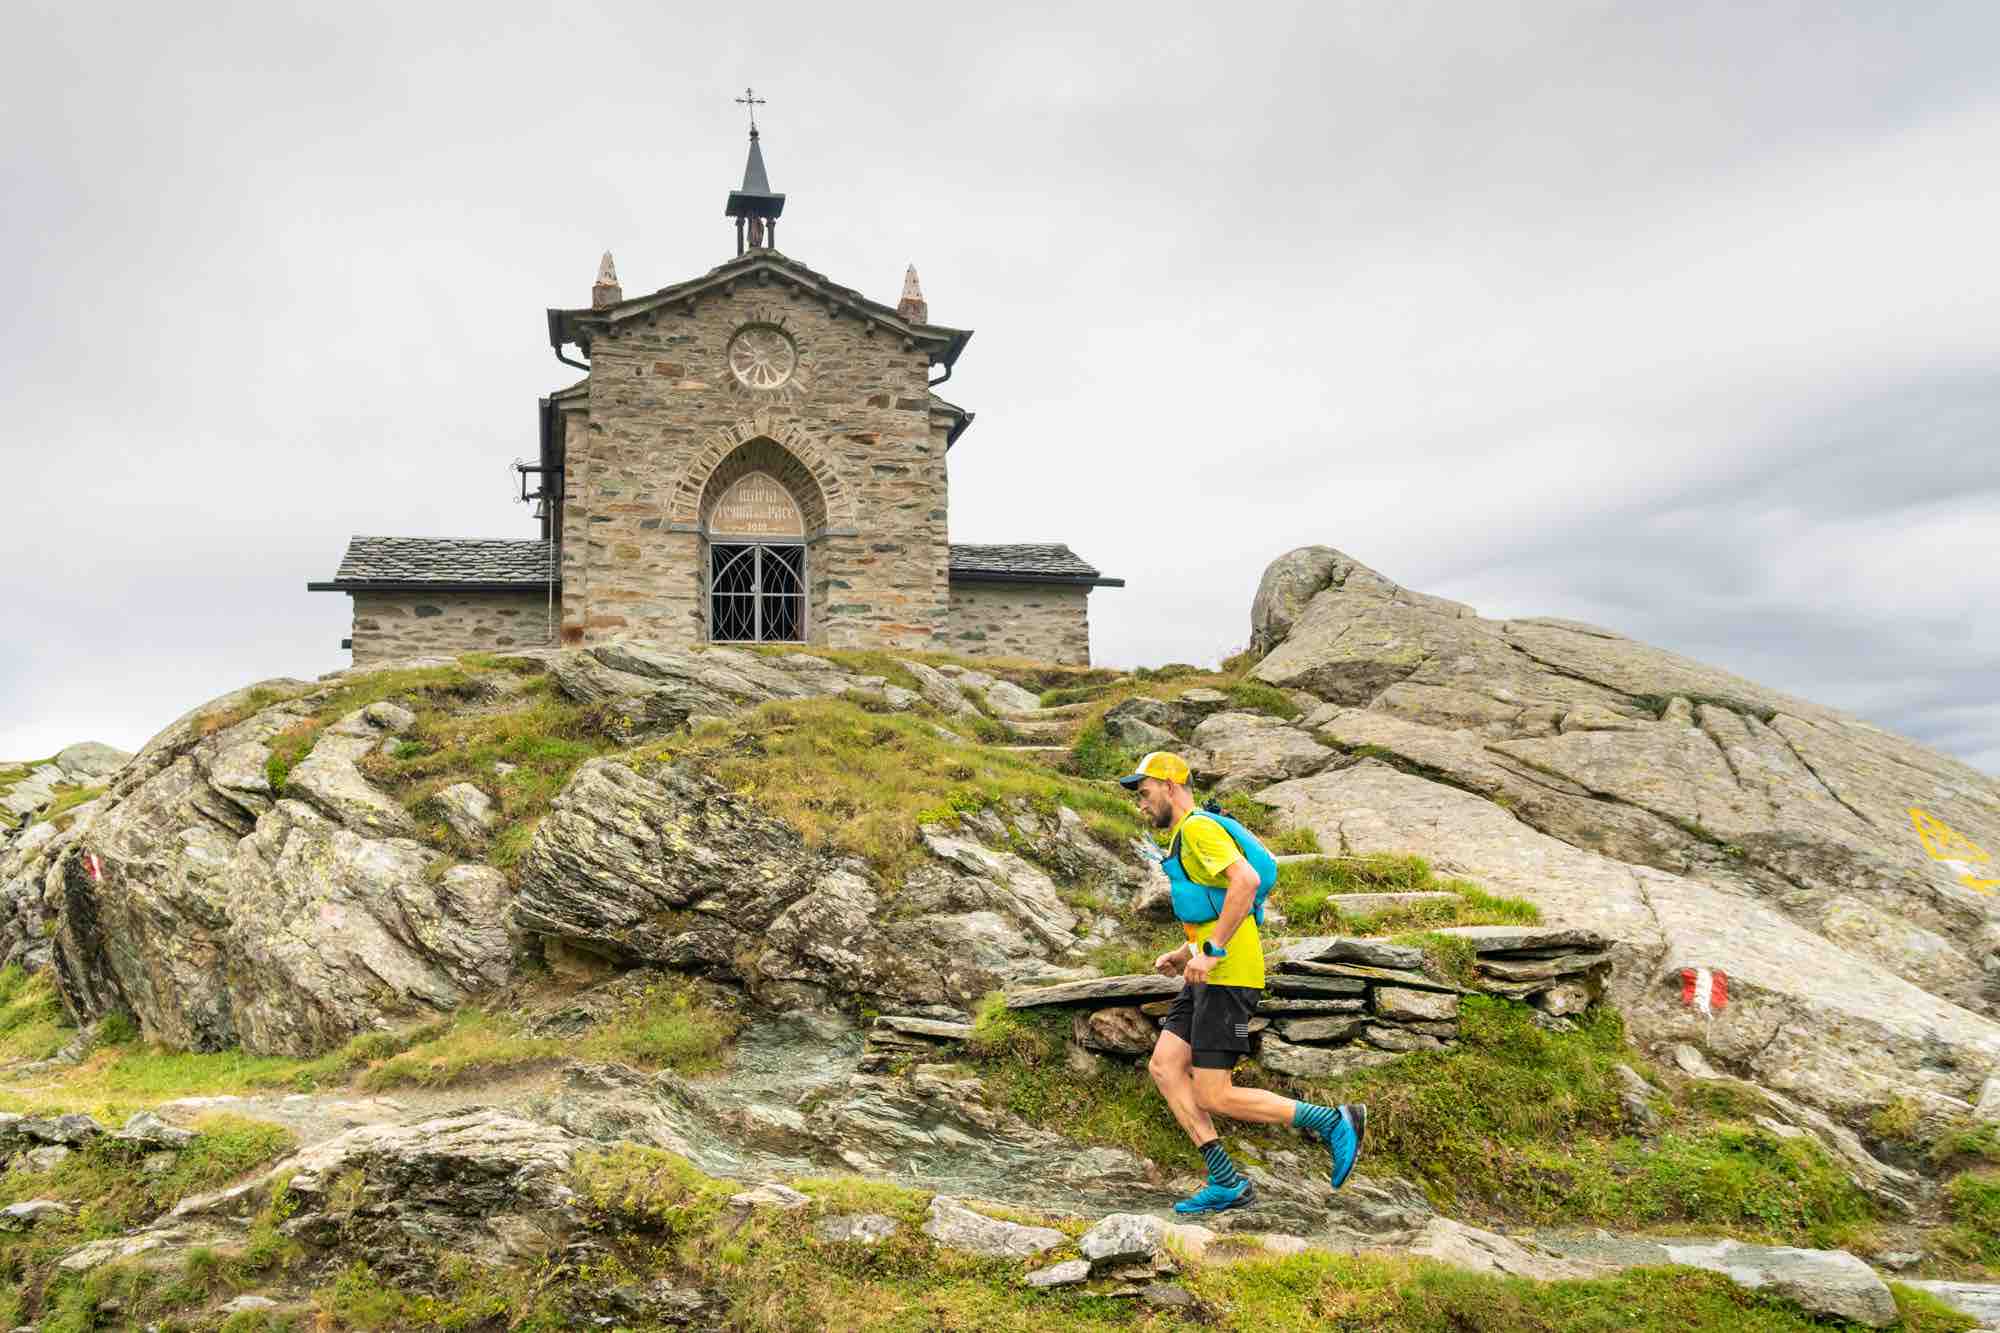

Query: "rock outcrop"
<box><xmin>1234</xmin><ymin>546</ymin><xmax>2000</xmax><ymax>1125</ymax></box>
<box><xmin>15</xmin><ymin>645</ymin><xmax>1142</xmax><ymax>1056</ymax></box>
<box><xmin>514</xmin><ymin>759</ymin><xmax>1122</xmax><ymax>1012</ymax></box>
<box><xmin>41</xmin><ymin>692</ymin><xmax>514</xmax><ymax>1056</ymax></box>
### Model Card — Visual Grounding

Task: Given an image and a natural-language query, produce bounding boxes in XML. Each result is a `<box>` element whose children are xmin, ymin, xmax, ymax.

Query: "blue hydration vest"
<box><xmin>1162</xmin><ymin>803</ymin><xmax>1280</xmax><ymax>927</ymax></box>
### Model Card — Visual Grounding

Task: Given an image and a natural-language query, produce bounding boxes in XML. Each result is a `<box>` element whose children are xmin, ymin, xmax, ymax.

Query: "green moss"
<box><xmin>1930</xmin><ymin>1118</ymin><xmax>2000</xmax><ymax>1171</ymax></box>
<box><xmin>357</xmin><ymin>684</ymin><xmax>618</xmax><ymax>871</ymax></box>
<box><xmin>1396</xmin><ymin>931</ymin><xmax>1481</xmax><ymax>986</ymax></box>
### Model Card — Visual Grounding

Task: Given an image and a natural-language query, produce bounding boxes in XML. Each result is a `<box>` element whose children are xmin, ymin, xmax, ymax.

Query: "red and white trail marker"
<box><xmin>1681</xmin><ymin>967</ymin><xmax>1728</xmax><ymax>1016</ymax></box>
<box><xmin>82</xmin><ymin>850</ymin><xmax>103</xmax><ymax>884</ymax></box>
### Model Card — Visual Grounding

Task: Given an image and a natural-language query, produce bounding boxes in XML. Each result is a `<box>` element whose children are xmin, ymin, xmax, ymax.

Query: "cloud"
<box><xmin>2</xmin><ymin>1</ymin><xmax>1995</xmax><ymax>777</ymax></box>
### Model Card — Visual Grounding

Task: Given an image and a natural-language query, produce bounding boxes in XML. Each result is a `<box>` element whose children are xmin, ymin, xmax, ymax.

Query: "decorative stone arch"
<box><xmin>669</xmin><ymin>414</ymin><xmax>856</xmax><ymax>533</ymax></box>
<box><xmin>695</xmin><ymin>438</ymin><xmax>830</xmax><ymax>538</ymax></box>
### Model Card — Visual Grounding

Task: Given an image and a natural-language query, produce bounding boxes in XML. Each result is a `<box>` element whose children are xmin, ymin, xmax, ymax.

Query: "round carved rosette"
<box><xmin>726</xmin><ymin>323</ymin><xmax>798</xmax><ymax>391</ymax></box>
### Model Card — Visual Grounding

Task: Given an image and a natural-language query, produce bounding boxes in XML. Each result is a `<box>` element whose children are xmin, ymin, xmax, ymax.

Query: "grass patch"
<box><xmin>646</xmin><ymin>698</ymin><xmax>1147</xmax><ymax>882</ymax></box>
<box><xmin>1226</xmin><ymin>680</ymin><xmax>1301</xmax><ymax>720</ymax></box>
<box><xmin>1274</xmin><ymin>853</ymin><xmax>1541</xmax><ymax>935</ymax></box>
<box><xmin>1</xmin><ymin>977</ymin><xmax>732</xmax><ymax>1117</ymax></box>
<box><xmin>357</xmin><ymin>976</ymin><xmax>736</xmax><ymax>1091</ymax></box>
<box><xmin>0</xmin><ymin>1112</ymin><xmax>298</xmax><ymax>1324</ymax></box>
<box><xmin>1870</xmin><ymin>1094</ymin><xmax>1923</xmax><ymax>1144</ymax></box>
<box><xmin>0</xmin><ymin>964</ymin><xmax>69</xmax><ymax>1064</ymax></box>
<box><xmin>1186</xmin><ymin>1252</ymin><xmax>1976</xmax><ymax>1332</ymax></box>
<box><xmin>1068</xmin><ymin>720</ymin><xmax>1137</xmax><ymax>781</ymax></box>
<box><xmin>356</xmin><ymin>679</ymin><xmax>618</xmax><ymax>871</ymax></box>
<box><xmin>31</xmin><ymin>784</ymin><xmax>106</xmax><ymax>829</ymax></box>
<box><xmin>1937</xmin><ymin>1169</ymin><xmax>2000</xmax><ymax>1267</ymax></box>
<box><xmin>1285</xmin><ymin>997</ymin><xmax>1873</xmax><ymax>1245</ymax></box>
<box><xmin>1267</xmin><ymin>826</ymin><xmax>1322</xmax><ymax>855</ymax></box>
<box><xmin>191</xmin><ymin>686</ymin><xmax>298</xmax><ymax>739</ymax></box>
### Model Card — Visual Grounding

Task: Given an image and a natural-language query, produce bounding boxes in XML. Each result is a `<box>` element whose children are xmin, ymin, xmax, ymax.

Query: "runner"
<box><xmin>1120</xmin><ymin>751</ymin><xmax>1366</xmax><ymax>1214</ymax></box>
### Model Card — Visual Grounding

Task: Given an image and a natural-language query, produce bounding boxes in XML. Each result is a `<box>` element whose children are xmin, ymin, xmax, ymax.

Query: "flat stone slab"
<box><xmin>1024</xmin><ymin>1258</ymin><xmax>1091</xmax><ymax>1288</ymax></box>
<box><xmin>1256</xmin><ymin>996</ymin><xmax>1365</xmax><ymax>1015</ymax></box>
<box><xmin>924</xmin><ymin>1195</ymin><xmax>1063</xmax><ymax>1259</ymax></box>
<box><xmin>1006</xmin><ymin>975</ymin><xmax>1183</xmax><ymax>1009</ymax></box>
<box><xmin>1276</xmin><ymin>1016</ymin><xmax>1366</xmax><ymax>1042</ymax></box>
<box><xmin>1475</xmin><ymin>951</ymin><xmax>1613</xmax><ymax>982</ymax></box>
<box><xmin>1430</xmin><ymin>926</ymin><xmax>1611</xmax><ymax>954</ymax></box>
<box><xmin>1898</xmin><ymin>1281</ymin><xmax>2000</xmax><ymax>1323</ymax></box>
<box><xmin>1280</xmin><ymin>937</ymin><xmax>1427</xmax><ymax>969</ymax></box>
<box><xmin>1530</xmin><ymin>1233</ymin><xmax>1896</xmax><ymax>1328</ymax></box>
<box><xmin>878</xmin><ymin>1016</ymin><xmax>974</xmax><ymax>1041</ymax></box>
<box><xmin>1276</xmin><ymin>959</ymin><xmax>1462</xmax><ymax>993</ymax></box>
<box><xmin>1267</xmin><ymin>973</ymin><xmax>1369</xmax><ymax>998</ymax></box>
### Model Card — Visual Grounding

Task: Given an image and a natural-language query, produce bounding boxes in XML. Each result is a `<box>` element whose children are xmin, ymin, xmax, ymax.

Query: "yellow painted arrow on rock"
<box><xmin>1911</xmin><ymin>807</ymin><xmax>1999</xmax><ymax>894</ymax></box>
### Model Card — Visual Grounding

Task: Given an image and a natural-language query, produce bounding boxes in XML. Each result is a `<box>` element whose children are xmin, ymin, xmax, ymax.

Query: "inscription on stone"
<box><xmin>711</xmin><ymin>471</ymin><xmax>804</xmax><ymax>537</ymax></box>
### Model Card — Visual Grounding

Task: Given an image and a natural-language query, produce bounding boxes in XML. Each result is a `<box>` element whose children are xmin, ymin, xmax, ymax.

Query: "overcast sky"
<box><xmin>3</xmin><ymin>1</ymin><xmax>1995</xmax><ymax>774</ymax></box>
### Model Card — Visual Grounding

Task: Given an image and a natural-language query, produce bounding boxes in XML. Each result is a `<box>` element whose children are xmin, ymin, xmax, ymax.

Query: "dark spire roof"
<box><xmin>741</xmin><ymin>132</ymin><xmax>772</xmax><ymax>194</ymax></box>
<box><xmin>725</xmin><ymin>128</ymin><xmax>785</xmax><ymax>221</ymax></box>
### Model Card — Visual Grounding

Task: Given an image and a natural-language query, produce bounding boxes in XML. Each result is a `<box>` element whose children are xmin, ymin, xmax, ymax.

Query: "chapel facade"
<box><xmin>311</xmin><ymin>124</ymin><xmax>1120</xmax><ymax>665</ymax></box>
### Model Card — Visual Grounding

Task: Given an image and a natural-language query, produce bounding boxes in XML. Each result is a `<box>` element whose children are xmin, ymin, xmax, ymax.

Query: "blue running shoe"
<box><xmin>1323</xmin><ymin>1103</ymin><xmax>1367</xmax><ymax>1192</ymax></box>
<box><xmin>1172</xmin><ymin>1177</ymin><xmax>1256</xmax><ymax>1215</ymax></box>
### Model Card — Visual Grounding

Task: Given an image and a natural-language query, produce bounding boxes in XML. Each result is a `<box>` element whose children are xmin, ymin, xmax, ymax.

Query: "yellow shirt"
<box><xmin>1166</xmin><ymin>811</ymin><xmax>1265</xmax><ymax>989</ymax></box>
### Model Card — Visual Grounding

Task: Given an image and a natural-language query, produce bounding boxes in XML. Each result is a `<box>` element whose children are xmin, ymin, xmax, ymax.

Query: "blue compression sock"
<box><xmin>1198</xmin><ymin>1138</ymin><xmax>1243</xmax><ymax>1188</ymax></box>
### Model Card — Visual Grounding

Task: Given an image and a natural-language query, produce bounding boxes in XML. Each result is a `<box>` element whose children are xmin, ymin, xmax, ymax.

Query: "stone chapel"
<box><xmin>311</xmin><ymin>122</ymin><xmax>1121</xmax><ymax>665</ymax></box>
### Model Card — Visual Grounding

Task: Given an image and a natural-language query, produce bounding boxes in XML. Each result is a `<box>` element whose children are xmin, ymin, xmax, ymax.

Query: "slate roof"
<box><xmin>308</xmin><ymin>537</ymin><xmax>557</xmax><ymax>591</ymax></box>
<box><xmin>311</xmin><ymin>537</ymin><xmax>1121</xmax><ymax>591</ymax></box>
<box><xmin>949</xmin><ymin>544</ymin><xmax>1123</xmax><ymax>587</ymax></box>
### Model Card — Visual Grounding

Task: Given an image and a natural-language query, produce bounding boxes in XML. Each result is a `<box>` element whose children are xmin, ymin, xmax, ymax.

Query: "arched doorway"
<box><xmin>703</xmin><ymin>469</ymin><xmax>807</xmax><ymax>642</ymax></box>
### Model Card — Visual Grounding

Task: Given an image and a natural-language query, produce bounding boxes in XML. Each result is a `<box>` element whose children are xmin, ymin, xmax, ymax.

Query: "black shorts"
<box><xmin>1161</xmin><ymin>982</ymin><xmax>1259</xmax><ymax>1069</ymax></box>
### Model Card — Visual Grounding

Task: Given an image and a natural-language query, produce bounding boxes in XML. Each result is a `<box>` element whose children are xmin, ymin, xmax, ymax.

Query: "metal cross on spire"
<box><xmin>735</xmin><ymin>87</ymin><xmax>766</xmax><ymax>133</ymax></box>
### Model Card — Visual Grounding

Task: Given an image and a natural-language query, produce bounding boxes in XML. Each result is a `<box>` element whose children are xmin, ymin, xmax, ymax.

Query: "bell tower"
<box><xmin>724</xmin><ymin>88</ymin><xmax>785</xmax><ymax>255</ymax></box>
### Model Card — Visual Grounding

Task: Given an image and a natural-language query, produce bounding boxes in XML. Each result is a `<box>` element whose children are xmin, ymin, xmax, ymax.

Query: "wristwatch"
<box><xmin>1201</xmin><ymin>940</ymin><xmax>1227</xmax><ymax>959</ymax></box>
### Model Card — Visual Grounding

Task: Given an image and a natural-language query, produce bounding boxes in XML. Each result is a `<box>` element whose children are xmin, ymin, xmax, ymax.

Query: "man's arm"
<box><xmin>1182</xmin><ymin>857</ymin><xmax>1258</xmax><ymax>982</ymax></box>
<box><xmin>1207</xmin><ymin>857</ymin><xmax>1260</xmax><ymax>951</ymax></box>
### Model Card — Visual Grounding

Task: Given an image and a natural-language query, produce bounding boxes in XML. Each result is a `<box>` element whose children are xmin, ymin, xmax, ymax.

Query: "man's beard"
<box><xmin>1152</xmin><ymin>806</ymin><xmax>1174</xmax><ymax>829</ymax></box>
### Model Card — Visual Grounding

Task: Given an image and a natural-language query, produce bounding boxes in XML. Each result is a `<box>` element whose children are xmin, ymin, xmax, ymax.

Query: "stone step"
<box><xmin>1003</xmin><ymin>719</ymin><xmax>1081</xmax><ymax>744</ymax></box>
<box><xmin>993</xmin><ymin>745</ymin><xmax>1071</xmax><ymax>767</ymax></box>
<box><xmin>996</xmin><ymin>701</ymin><xmax>1100</xmax><ymax>722</ymax></box>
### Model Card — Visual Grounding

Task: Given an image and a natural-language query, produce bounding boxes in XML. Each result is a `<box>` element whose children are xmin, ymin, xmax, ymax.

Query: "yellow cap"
<box><xmin>1118</xmin><ymin>751</ymin><xmax>1191</xmax><ymax>788</ymax></box>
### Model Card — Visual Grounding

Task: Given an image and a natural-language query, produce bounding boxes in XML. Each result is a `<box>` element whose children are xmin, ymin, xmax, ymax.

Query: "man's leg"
<box><xmin>1147</xmin><ymin>1029</ymin><xmax>1218</xmax><ymax>1147</ymax></box>
<box><xmin>1192</xmin><ymin>1067</ymin><xmax>1366</xmax><ymax>1191</ymax></box>
<box><xmin>1151</xmin><ymin>1030</ymin><xmax>1255</xmax><ymax>1214</ymax></box>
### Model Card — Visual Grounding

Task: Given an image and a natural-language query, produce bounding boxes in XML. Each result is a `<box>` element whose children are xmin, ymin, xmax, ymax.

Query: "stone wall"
<box><xmin>349</xmin><ymin>591</ymin><xmax>558</xmax><ymax>665</ymax></box>
<box><xmin>561</xmin><ymin>275</ymin><xmax>954</xmax><ymax>652</ymax></box>
<box><xmin>942</xmin><ymin>582</ymin><xmax>1092</xmax><ymax>665</ymax></box>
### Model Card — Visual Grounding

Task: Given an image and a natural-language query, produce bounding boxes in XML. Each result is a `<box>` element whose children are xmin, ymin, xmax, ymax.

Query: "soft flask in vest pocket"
<box><xmin>1160</xmin><ymin>801</ymin><xmax>1280</xmax><ymax>926</ymax></box>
